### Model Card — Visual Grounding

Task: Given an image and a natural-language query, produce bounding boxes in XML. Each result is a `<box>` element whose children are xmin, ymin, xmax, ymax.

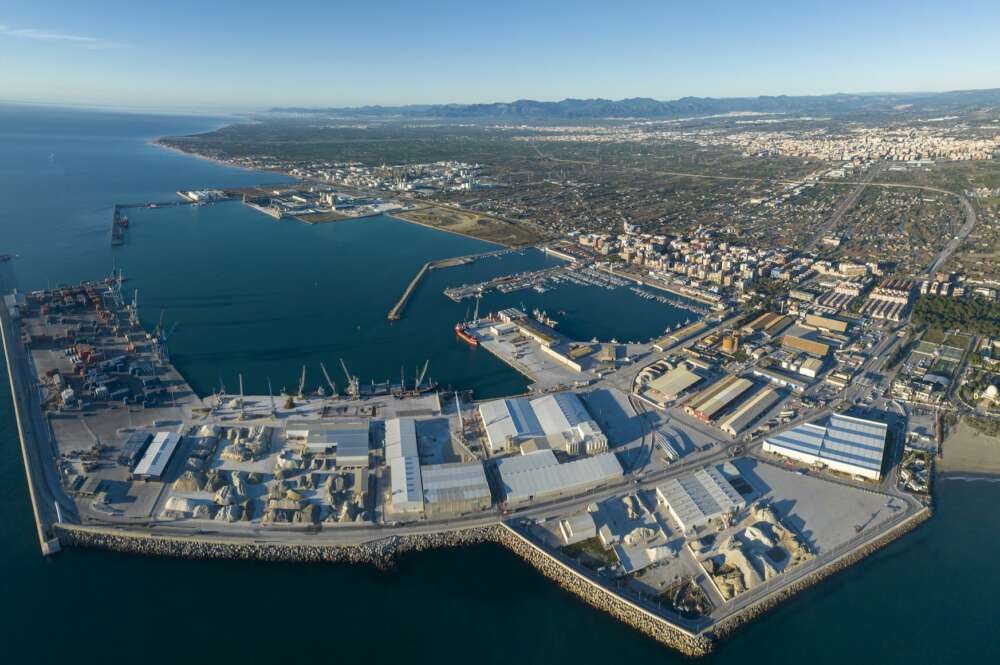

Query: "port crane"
<box><xmin>414</xmin><ymin>359</ymin><xmax>429</xmax><ymax>394</ymax></box>
<box><xmin>320</xmin><ymin>362</ymin><xmax>338</xmax><ymax>400</ymax></box>
<box><xmin>238</xmin><ymin>373</ymin><xmax>246</xmax><ymax>421</ymax></box>
<box><xmin>267</xmin><ymin>377</ymin><xmax>276</xmax><ymax>417</ymax></box>
<box><xmin>297</xmin><ymin>365</ymin><xmax>307</xmax><ymax>400</ymax></box>
<box><xmin>339</xmin><ymin>358</ymin><xmax>360</xmax><ymax>399</ymax></box>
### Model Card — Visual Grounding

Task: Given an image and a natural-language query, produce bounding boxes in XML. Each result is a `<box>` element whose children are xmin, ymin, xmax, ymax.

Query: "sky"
<box><xmin>1</xmin><ymin>0</ymin><xmax>999</xmax><ymax>112</ymax></box>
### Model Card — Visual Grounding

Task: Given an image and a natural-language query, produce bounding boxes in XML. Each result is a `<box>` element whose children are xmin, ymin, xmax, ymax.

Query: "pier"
<box><xmin>387</xmin><ymin>248</ymin><xmax>518</xmax><ymax>321</ymax></box>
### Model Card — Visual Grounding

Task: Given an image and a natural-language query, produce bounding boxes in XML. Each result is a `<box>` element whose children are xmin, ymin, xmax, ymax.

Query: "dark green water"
<box><xmin>1</xmin><ymin>104</ymin><xmax>997</xmax><ymax>663</ymax></box>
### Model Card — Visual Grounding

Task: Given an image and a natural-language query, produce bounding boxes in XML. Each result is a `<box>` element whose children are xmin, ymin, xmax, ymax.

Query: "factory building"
<box><xmin>132</xmin><ymin>431</ymin><xmax>182</xmax><ymax>481</ymax></box>
<box><xmin>478</xmin><ymin>398</ymin><xmax>543</xmax><ymax>453</ymax></box>
<box><xmin>478</xmin><ymin>392</ymin><xmax>607</xmax><ymax>456</ymax></box>
<box><xmin>640</xmin><ymin>364</ymin><xmax>705</xmax><ymax>408</ymax></box>
<box><xmin>781</xmin><ymin>334</ymin><xmax>830</xmax><ymax>358</ymax></box>
<box><xmin>763</xmin><ymin>413</ymin><xmax>888</xmax><ymax>480</ymax></box>
<box><xmin>386</xmin><ymin>418</ymin><xmax>423</xmax><ymax>514</ymax></box>
<box><xmin>684</xmin><ymin>375</ymin><xmax>754</xmax><ymax>422</ymax></box>
<box><xmin>718</xmin><ymin>388</ymin><xmax>780</xmax><ymax>438</ymax></box>
<box><xmin>291</xmin><ymin>424</ymin><xmax>371</xmax><ymax>467</ymax></box>
<box><xmin>804</xmin><ymin>313</ymin><xmax>849</xmax><ymax>334</ymax></box>
<box><xmin>751</xmin><ymin>366</ymin><xmax>810</xmax><ymax>393</ymax></box>
<box><xmin>118</xmin><ymin>430</ymin><xmax>152</xmax><ymax>469</ymax></box>
<box><xmin>496</xmin><ymin>450</ymin><xmax>623</xmax><ymax>506</ymax></box>
<box><xmin>421</xmin><ymin>461</ymin><xmax>492</xmax><ymax>517</ymax></box>
<box><xmin>656</xmin><ymin>466</ymin><xmax>746</xmax><ymax>535</ymax></box>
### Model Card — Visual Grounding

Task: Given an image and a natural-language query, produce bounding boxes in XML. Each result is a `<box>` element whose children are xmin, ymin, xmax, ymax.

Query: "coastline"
<box><xmin>148</xmin><ymin>136</ymin><xmax>535</xmax><ymax>250</ymax></box>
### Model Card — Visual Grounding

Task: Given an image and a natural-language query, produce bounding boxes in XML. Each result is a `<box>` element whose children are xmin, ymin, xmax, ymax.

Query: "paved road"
<box><xmin>801</xmin><ymin>165</ymin><xmax>879</xmax><ymax>253</ymax></box>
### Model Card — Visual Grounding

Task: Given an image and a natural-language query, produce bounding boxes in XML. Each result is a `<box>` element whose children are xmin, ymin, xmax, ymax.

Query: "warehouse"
<box><xmin>752</xmin><ymin>366</ymin><xmax>810</xmax><ymax>393</ymax></box>
<box><xmin>763</xmin><ymin>413</ymin><xmax>888</xmax><ymax>480</ymax></box>
<box><xmin>656</xmin><ymin>466</ymin><xmax>746</xmax><ymax>535</ymax></box>
<box><xmin>719</xmin><ymin>388</ymin><xmax>780</xmax><ymax>438</ymax></box>
<box><xmin>118</xmin><ymin>430</ymin><xmax>152</xmax><ymax>469</ymax></box>
<box><xmin>386</xmin><ymin>418</ymin><xmax>423</xmax><ymax>514</ymax></box>
<box><xmin>478</xmin><ymin>398</ymin><xmax>542</xmax><ymax>453</ymax></box>
<box><xmin>496</xmin><ymin>450</ymin><xmax>622</xmax><ymax>506</ymax></box>
<box><xmin>422</xmin><ymin>461</ymin><xmax>492</xmax><ymax>516</ymax></box>
<box><xmin>641</xmin><ymin>364</ymin><xmax>705</xmax><ymax>408</ymax></box>
<box><xmin>132</xmin><ymin>431</ymin><xmax>181</xmax><ymax>481</ymax></box>
<box><xmin>479</xmin><ymin>393</ymin><xmax>607</xmax><ymax>456</ymax></box>
<box><xmin>335</xmin><ymin>434</ymin><xmax>370</xmax><ymax>468</ymax></box>
<box><xmin>685</xmin><ymin>375</ymin><xmax>754</xmax><ymax>422</ymax></box>
<box><xmin>781</xmin><ymin>334</ymin><xmax>830</xmax><ymax>358</ymax></box>
<box><xmin>804</xmin><ymin>313</ymin><xmax>849</xmax><ymax>334</ymax></box>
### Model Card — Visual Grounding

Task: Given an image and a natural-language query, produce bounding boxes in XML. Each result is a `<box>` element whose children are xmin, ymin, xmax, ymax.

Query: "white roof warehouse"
<box><xmin>763</xmin><ymin>413</ymin><xmax>888</xmax><ymax>480</ymax></box>
<box><xmin>496</xmin><ymin>449</ymin><xmax>622</xmax><ymax>506</ymax></box>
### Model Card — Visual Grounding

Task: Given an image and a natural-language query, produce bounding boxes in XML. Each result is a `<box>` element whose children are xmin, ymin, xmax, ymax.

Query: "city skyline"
<box><xmin>1</xmin><ymin>0</ymin><xmax>999</xmax><ymax>111</ymax></box>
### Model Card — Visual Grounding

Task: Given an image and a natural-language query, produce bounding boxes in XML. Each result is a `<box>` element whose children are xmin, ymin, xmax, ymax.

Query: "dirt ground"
<box><xmin>940</xmin><ymin>420</ymin><xmax>1000</xmax><ymax>474</ymax></box>
<box><xmin>394</xmin><ymin>206</ymin><xmax>544</xmax><ymax>247</ymax></box>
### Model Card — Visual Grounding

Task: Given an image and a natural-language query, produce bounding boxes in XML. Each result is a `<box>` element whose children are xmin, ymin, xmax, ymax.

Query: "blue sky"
<box><xmin>1</xmin><ymin>0</ymin><xmax>999</xmax><ymax>111</ymax></box>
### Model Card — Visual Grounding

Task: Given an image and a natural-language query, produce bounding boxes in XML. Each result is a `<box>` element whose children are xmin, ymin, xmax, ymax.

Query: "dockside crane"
<box><xmin>297</xmin><ymin>365</ymin><xmax>307</xmax><ymax>400</ymax></box>
<box><xmin>414</xmin><ymin>359</ymin><xmax>429</xmax><ymax>394</ymax></box>
<box><xmin>267</xmin><ymin>377</ymin><xmax>276</xmax><ymax>417</ymax></box>
<box><xmin>238</xmin><ymin>373</ymin><xmax>246</xmax><ymax>421</ymax></box>
<box><xmin>339</xmin><ymin>358</ymin><xmax>360</xmax><ymax>399</ymax></box>
<box><xmin>320</xmin><ymin>362</ymin><xmax>337</xmax><ymax>400</ymax></box>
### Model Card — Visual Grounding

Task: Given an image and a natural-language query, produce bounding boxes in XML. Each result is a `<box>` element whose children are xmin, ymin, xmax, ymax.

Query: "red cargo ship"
<box><xmin>454</xmin><ymin>323</ymin><xmax>478</xmax><ymax>346</ymax></box>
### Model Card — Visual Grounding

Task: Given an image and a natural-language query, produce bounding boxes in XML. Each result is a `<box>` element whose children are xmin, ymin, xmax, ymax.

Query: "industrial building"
<box><xmin>781</xmin><ymin>334</ymin><xmax>830</xmax><ymax>358</ymax></box>
<box><xmin>763</xmin><ymin>413</ymin><xmax>888</xmax><ymax>480</ymax></box>
<box><xmin>118</xmin><ymin>430</ymin><xmax>152</xmax><ymax>469</ymax></box>
<box><xmin>751</xmin><ymin>366</ymin><xmax>810</xmax><ymax>393</ymax></box>
<box><xmin>684</xmin><ymin>375</ymin><xmax>754</xmax><ymax>422</ymax></box>
<box><xmin>718</xmin><ymin>388</ymin><xmax>780</xmax><ymax>438</ymax></box>
<box><xmin>559</xmin><ymin>512</ymin><xmax>597</xmax><ymax>545</ymax></box>
<box><xmin>479</xmin><ymin>392</ymin><xmax>607</xmax><ymax>456</ymax></box>
<box><xmin>640</xmin><ymin>364</ymin><xmax>705</xmax><ymax>408</ymax></box>
<box><xmin>131</xmin><ymin>431</ymin><xmax>181</xmax><ymax>481</ymax></box>
<box><xmin>386</xmin><ymin>418</ymin><xmax>423</xmax><ymax>514</ymax></box>
<box><xmin>496</xmin><ymin>450</ymin><xmax>623</xmax><ymax>506</ymax></box>
<box><xmin>421</xmin><ymin>461</ymin><xmax>492</xmax><ymax>516</ymax></box>
<box><xmin>656</xmin><ymin>466</ymin><xmax>746</xmax><ymax>535</ymax></box>
<box><xmin>804</xmin><ymin>313</ymin><xmax>849</xmax><ymax>334</ymax></box>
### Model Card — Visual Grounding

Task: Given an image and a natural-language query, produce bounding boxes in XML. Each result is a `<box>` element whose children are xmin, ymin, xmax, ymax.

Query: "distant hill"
<box><xmin>271</xmin><ymin>89</ymin><xmax>1000</xmax><ymax>120</ymax></box>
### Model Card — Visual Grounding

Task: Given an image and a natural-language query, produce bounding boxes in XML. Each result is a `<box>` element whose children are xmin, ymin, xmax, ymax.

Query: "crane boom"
<box><xmin>297</xmin><ymin>365</ymin><xmax>307</xmax><ymax>399</ymax></box>
<box><xmin>320</xmin><ymin>362</ymin><xmax>337</xmax><ymax>397</ymax></box>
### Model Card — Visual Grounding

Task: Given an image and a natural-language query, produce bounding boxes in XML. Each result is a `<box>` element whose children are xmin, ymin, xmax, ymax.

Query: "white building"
<box><xmin>762</xmin><ymin>413</ymin><xmax>888</xmax><ymax>480</ymax></box>
<box><xmin>656</xmin><ymin>466</ymin><xmax>746</xmax><ymax>535</ymax></box>
<box><xmin>478</xmin><ymin>392</ymin><xmax>608</xmax><ymax>456</ymax></box>
<box><xmin>421</xmin><ymin>462</ymin><xmax>492</xmax><ymax>517</ymax></box>
<box><xmin>496</xmin><ymin>449</ymin><xmax>622</xmax><ymax>506</ymax></box>
<box><xmin>132</xmin><ymin>431</ymin><xmax>182</xmax><ymax>481</ymax></box>
<box><xmin>386</xmin><ymin>418</ymin><xmax>423</xmax><ymax>514</ymax></box>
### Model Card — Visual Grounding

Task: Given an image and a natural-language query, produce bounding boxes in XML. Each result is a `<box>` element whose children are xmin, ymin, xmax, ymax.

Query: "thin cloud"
<box><xmin>0</xmin><ymin>23</ymin><xmax>130</xmax><ymax>49</ymax></box>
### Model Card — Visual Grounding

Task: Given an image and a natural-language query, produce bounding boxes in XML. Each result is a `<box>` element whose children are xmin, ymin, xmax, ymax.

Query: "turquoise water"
<box><xmin>1</xmin><ymin>104</ymin><xmax>997</xmax><ymax>663</ymax></box>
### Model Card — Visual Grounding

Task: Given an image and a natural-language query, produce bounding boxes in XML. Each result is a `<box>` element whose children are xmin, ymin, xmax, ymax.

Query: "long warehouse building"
<box><xmin>719</xmin><ymin>388</ymin><xmax>780</xmax><ymax>438</ymax></box>
<box><xmin>763</xmin><ymin>413</ymin><xmax>888</xmax><ymax>480</ymax></box>
<box><xmin>496</xmin><ymin>450</ymin><xmax>622</xmax><ymax>506</ymax></box>
<box><xmin>684</xmin><ymin>375</ymin><xmax>754</xmax><ymax>422</ymax></box>
<box><xmin>132</xmin><ymin>431</ymin><xmax>182</xmax><ymax>481</ymax></box>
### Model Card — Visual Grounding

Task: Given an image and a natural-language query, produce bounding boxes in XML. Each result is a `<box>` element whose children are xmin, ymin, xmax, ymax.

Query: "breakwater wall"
<box><xmin>57</xmin><ymin>522</ymin><xmax>710</xmax><ymax>656</ymax></box>
<box><xmin>54</xmin><ymin>508</ymin><xmax>932</xmax><ymax>657</ymax></box>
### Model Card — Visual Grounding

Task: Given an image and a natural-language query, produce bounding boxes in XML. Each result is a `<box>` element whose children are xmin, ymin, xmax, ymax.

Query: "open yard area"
<box><xmin>393</xmin><ymin>206</ymin><xmax>545</xmax><ymax>247</ymax></box>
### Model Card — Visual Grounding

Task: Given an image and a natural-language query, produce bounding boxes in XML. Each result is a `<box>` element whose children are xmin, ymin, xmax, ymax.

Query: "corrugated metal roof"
<box><xmin>530</xmin><ymin>392</ymin><xmax>590</xmax><ymax>434</ymax></box>
<box><xmin>765</xmin><ymin>414</ymin><xmax>887</xmax><ymax>474</ymax></box>
<box><xmin>497</xmin><ymin>451</ymin><xmax>622</xmax><ymax>502</ymax></box>
<box><xmin>385</xmin><ymin>418</ymin><xmax>418</xmax><ymax>460</ymax></box>
<box><xmin>657</xmin><ymin>466</ymin><xmax>745</xmax><ymax>532</ymax></box>
<box><xmin>479</xmin><ymin>398</ymin><xmax>543</xmax><ymax>449</ymax></box>
<box><xmin>389</xmin><ymin>455</ymin><xmax>423</xmax><ymax>511</ymax></box>
<box><xmin>422</xmin><ymin>462</ymin><xmax>491</xmax><ymax>504</ymax></box>
<box><xmin>133</xmin><ymin>431</ymin><xmax>181</xmax><ymax>479</ymax></box>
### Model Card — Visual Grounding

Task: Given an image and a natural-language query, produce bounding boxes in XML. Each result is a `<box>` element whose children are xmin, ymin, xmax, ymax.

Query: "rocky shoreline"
<box><xmin>55</xmin><ymin>509</ymin><xmax>931</xmax><ymax>658</ymax></box>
